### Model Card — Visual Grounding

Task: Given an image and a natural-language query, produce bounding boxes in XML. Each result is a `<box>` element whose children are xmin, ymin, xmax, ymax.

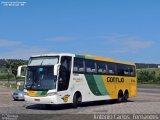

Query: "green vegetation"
<box><xmin>137</xmin><ymin>68</ymin><xmax>160</xmax><ymax>84</ymax></box>
<box><xmin>0</xmin><ymin>82</ymin><xmax>24</xmax><ymax>90</ymax></box>
<box><xmin>0</xmin><ymin>59</ymin><xmax>27</xmax><ymax>82</ymax></box>
<box><xmin>0</xmin><ymin>73</ymin><xmax>15</xmax><ymax>80</ymax></box>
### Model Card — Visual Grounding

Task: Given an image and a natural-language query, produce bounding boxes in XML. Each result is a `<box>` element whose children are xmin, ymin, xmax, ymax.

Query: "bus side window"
<box><xmin>58</xmin><ymin>56</ymin><xmax>72</xmax><ymax>91</ymax></box>
<box><xmin>96</xmin><ymin>61</ymin><xmax>107</xmax><ymax>74</ymax></box>
<box><xmin>130</xmin><ymin>66</ymin><xmax>136</xmax><ymax>77</ymax></box>
<box><xmin>107</xmin><ymin>63</ymin><xmax>116</xmax><ymax>75</ymax></box>
<box><xmin>117</xmin><ymin>64</ymin><xmax>123</xmax><ymax>76</ymax></box>
<box><xmin>123</xmin><ymin>65</ymin><xmax>130</xmax><ymax>76</ymax></box>
<box><xmin>85</xmin><ymin>60</ymin><xmax>97</xmax><ymax>74</ymax></box>
<box><xmin>117</xmin><ymin>64</ymin><xmax>130</xmax><ymax>76</ymax></box>
<box><xmin>117</xmin><ymin>64</ymin><xmax>136</xmax><ymax>77</ymax></box>
<box><xmin>73</xmin><ymin>58</ymin><xmax>85</xmax><ymax>73</ymax></box>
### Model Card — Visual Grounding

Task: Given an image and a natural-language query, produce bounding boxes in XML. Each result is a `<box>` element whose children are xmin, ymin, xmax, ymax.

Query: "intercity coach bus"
<box><xmin>17</xmin><ymin>53</ymin><xmax>137</xmax><ymax>108</ymax></box>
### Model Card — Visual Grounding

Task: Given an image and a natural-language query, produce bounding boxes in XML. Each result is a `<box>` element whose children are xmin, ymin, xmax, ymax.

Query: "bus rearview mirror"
<box><xmin>54</xmin><ymin>64</ymin><xmax>60</xmax><ymax>76</ymax></box>
<box><xmin>17</xmin><ymin>65</ymin><xmax>27</xmax><ymax>78</ymax></box>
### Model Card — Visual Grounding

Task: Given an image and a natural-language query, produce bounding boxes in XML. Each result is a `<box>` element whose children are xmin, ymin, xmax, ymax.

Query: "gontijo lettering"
<box><xmin>107</xmin><ymin>77</ymin><xmax>124</xmax><ymax>83</ymax></box>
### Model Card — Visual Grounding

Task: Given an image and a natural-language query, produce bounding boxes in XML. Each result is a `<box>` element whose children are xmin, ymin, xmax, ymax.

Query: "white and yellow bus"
<box><xmin>18</xmin><ymin>53</ymin><xmax>137</xmax><ymax>108</ymax></box>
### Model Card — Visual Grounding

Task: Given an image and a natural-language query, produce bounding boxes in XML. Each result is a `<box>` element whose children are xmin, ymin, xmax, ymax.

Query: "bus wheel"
<box><xmin>124</xmin><ymin>90</ymin><xmax>129</xmax><ymax>102</ymax></box>
<box><xmin>45</xmin><ymin>104</ymin><xmax>52</xmax><ymax>109</ymax></box>
<box><xmin>117</xmin><ymin>90</ymin><xmax>123</xmax><ymax>103</ymax></box>
<box><xmin>72</xmin><ymin>92</ymin><xmax>82</xmax><ymax>108</ymax></box>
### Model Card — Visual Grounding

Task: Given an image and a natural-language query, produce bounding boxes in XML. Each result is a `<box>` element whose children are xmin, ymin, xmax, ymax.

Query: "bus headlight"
<box><xmin>24</xmin><ymin>92</ymin><xmax>28</xmax><ymax>96</ymax></box>
<box><xmin>47</xmin><ymin>92</ymin><xmax>57</xmax><ymax>96</ymax></box>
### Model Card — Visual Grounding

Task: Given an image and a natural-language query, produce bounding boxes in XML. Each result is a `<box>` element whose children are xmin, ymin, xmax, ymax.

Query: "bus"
<box><xmin>17</xmin><ymin>53</ymin><xmax>137</xmax><ymax>108</ymax></box>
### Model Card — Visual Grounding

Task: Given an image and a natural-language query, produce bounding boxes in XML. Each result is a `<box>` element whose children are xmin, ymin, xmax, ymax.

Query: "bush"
<box><xmin>137</xmin><ymin>69</ymin><xmax>160</xmax><ymax>84</ymax></box>
<box><xmin>0</xmin><ymin>68</ymin><xmax>7</xmax><ymax>73</ymax></box>
<box><xmin>0</xmin><ymin>83</ymin><xmax>24</xmax><ymax>89</ymax></box>
<box><xmin>0</xmin><ymin>73</ymin><xmax>15</xmax><ymax>80</ymax></box>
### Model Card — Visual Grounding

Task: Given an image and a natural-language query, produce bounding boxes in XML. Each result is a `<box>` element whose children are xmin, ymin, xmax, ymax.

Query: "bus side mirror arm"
<box><xmin>54</xmin><ymin>64</ymin><xmax>60</xmax><ymax>76</ymax></box>
<box><xmin>17</xmin><ymin>65</ymin><xmax>27</xmax><ymax>78</ymax></box>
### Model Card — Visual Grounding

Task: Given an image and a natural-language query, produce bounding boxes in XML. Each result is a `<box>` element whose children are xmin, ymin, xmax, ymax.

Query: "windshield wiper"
<box><xmin>29</xmin><ymin>80</ymin><xmax>36</xmax><ymax>90</ymax></box>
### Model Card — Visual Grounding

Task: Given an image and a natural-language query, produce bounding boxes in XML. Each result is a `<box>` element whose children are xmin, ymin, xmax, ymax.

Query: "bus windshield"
<box><xmin>25</xmin><ymin>57</ymin><xmax>59</xmax><ymax>90</ymax></box>
<box><xmin>28</xmin><ymin>57</ymin><xmax>59</xmax><ymax>66</ymax></box>
<box><xmin>25</xmin><ymin>66</ymin><xmax>56</xmax><ymax>90</ymax></box>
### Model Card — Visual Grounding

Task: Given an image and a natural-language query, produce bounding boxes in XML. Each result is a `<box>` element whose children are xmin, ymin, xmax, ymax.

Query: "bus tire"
<box><xmin>72</xmin><ymin>92</ymin><xmax>82</xmax><ymax>108</ymax></box>
<box><xmin>117</xmin><ymin>90</ymin><xmax>123</xmax><ymax>103</ymax></box>
<box><xmin>45</xmin><ymin>104</ymin><xmax>52</xmax><ymax>109</ymax></box>
<box><xmin>124</xmin><ymin>90</ymin><xmax>129</xmax><ymax>102</ymax></box>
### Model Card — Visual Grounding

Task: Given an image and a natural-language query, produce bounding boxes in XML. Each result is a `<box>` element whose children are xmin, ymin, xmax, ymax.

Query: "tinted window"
<box><xmin>73</xmin><ymin>58</ymin><xmax>85</xmax><ymax>73</ymax></box>
<box><xmin>107</xmin><ymin>63</ymin><xmax>116</xmax><ymax>75</ymax></box>
<box><xmin>96</xmin><ymin>61</ymin><xmax>108</xmax><ymax>74</ymax></box>
<box><xmin>129</xmin><ymin>66</ymin><xmax>136</xmax><ymax>77</ymax></box>
<box><xmin>85</xmin><ymin>60</ymin><xmax>97</xmax><ymax>74</ymax></box>
<box><xmin>117</xmin><ymin>64</ymin><xmax>129</xmax><ymax>76</ymax></box>
<box><xmin>117</xmin><ymin>64</ymin><xmax>136</xmax><ymax>76</ymax></box>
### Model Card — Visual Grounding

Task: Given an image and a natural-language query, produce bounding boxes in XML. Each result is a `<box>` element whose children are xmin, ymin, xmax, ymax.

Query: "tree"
<box><xmin>5</xmin><ymin>59</ymin><xmax>12</xmax><ymax>85</ymax></box>
<box><xmin>137</xmin><ymin>70</ymin><xmax>150</xmax><ymax>83</ymax></box>
<box><xmin>137</xmin><ymin>69</ymin><xmax>157</xmax><ymax>83</ymax></box>
<box><xmin>11</xmin><ymin>60</ymin><xmax>26</xmax><ymax>85</ymax></box>
<box><xmin>156</xmin><ymin>73</ymin><xmax>160</xmax><ymax>83</ymax></box>
<box><xmin>149</xmin><ymin>71</ymin><xmax>156</xmax><ymax>82</ymax></box>
<box><xmin>4</xmin><ymin>59</ymin><xmax>26</xmax><ymax>87</ymax></box>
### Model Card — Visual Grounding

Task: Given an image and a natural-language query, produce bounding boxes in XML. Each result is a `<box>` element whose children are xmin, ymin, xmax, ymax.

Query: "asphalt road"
<box><xmin>0</xmin><ymin>85</ymin><xmax>160</xmax><ymax>120</ymax></box>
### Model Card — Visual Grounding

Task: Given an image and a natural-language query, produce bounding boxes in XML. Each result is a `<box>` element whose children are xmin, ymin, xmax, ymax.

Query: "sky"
<box><xmin>0</xmin><ymin>0</ymin><xmax>160</xmax><ymax>63</ymax></box>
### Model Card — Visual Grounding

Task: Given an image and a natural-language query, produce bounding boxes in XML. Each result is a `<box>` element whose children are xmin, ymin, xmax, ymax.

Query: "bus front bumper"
<box><xmin>24</xmin><ymin>95</ymin><xmax>59</xmax><ymax>104</ymax></box>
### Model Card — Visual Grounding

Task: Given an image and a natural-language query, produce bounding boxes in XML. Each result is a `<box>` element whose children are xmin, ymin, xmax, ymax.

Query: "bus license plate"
<box><xmin>34</xmin><ymin>99</ymin><xmax>40</xmax><ymax>101</ymax></box>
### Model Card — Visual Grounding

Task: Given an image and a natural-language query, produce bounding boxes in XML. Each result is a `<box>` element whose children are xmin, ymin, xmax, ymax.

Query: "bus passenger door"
<box><xmin>58</xmin><ymin>56</ymin><xmax>72</xmax><ymax>91</ymax></box>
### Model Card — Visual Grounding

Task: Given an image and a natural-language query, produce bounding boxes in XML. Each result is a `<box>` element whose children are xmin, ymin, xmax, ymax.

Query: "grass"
<box><xmin>0</xmin><ymin>68</ymin><xmax>7</xmax><ymax>73</ymax></box>
<box><xmin>0</xmin><ymin>67</ymin><xmax>24</xmax><ymax>81</ymax></box>
<box><xmin>0</xmin><ymin>66</ymin><xmax>24</xmax><ymax>89</ymax></box>
<box><xmin>0</xmin><ymin>83</ymin><xmax>24</xmax><ymax>90</ymax></box>
<box><xmin>0</xmin><ymin>68</ymin><xmax>15</xmax><ymax>80</ymax></box>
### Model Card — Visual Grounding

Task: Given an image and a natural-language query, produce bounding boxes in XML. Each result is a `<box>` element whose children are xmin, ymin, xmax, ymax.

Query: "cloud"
<box><xmin>0</xmin><ymin>39</ymin><xmax>21</xmax><ymax>47</ymax></box>
<box><xmin>125</xmin><ymin>39</ymin><xmax>153</xmax><ymax>49</ymax></box>
<box><xmin>0</xmin><ymin>38</ymin><xmax>53</xmax><ymax>59</ymax></box>
<box><xmin>103</xmin><ymin>34</ymin><xmax>154</xmax><ymax>53</ymax></box>
<box><xmin>48</xmin><ymin>36</ymin><xmax>76</xmax><ymax>42</ymax></box>
<box><xmin>0</xmin><ymin>46</ymin><xmax>51</xmax><ymax>59</ymax></box>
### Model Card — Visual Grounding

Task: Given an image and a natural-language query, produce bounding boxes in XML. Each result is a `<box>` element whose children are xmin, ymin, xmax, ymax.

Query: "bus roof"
<box><xmin>81</xmin><ymin>54</ymin><xmax>135</xmax><ymax>66</ymax></box>
<box><xmin>31</xmin><ymin>53</ymin><xmax>75</xmax><ymax>57</ymax></box>
<box><xmin>31</xmin><ymin>53</ymin><xmax>135</xmax><ymax>66</ymax></box>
